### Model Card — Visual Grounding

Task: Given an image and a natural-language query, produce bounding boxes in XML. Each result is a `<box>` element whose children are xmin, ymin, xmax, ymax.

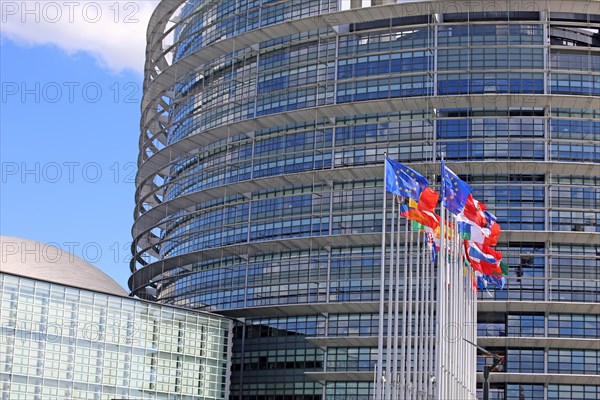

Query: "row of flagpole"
<box><xmin>376</xmin><ymin>155</ymin><xmax>507</xmax><ymax>399</ymax></box>
<box><xmin>435</xmin><ymin>206</ymin><xmax>478</xmax><ymax>399</ymax></box>
<box><xmin>376</xmin><ymin>200</ymin><xmax>438</xmax><ymax>399</ymax></box>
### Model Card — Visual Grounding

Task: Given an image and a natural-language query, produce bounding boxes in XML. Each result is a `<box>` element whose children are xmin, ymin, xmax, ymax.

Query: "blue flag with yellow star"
<box><xmin>385</xmin><ymin>157</ymin><xmax>423</xmax><ymax>202</ymax></box>
<box><xmin>442</xmin><ymin>162</ymin><xmax>471</xmax><ymax>214</ymax></box>
<box><xmin>389</xmin><ymin>157</ymin><xmax>429</xmax><ymax>194</ymax></box>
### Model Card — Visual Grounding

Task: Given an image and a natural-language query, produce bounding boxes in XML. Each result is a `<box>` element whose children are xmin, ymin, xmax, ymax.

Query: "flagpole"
<box><xmin>454</xmin><ymin>224</ymin><xmax>459</xmax><ymax>398</ymax></box>
<box><xmin>454</xmin><ymin>218</ymin><xmax>461</xmax><ymax>398</ymax></box>
<box><xmin>469</xmin><ymin>256</ymin><xmax>474</xmax><ymax>398</ymax></box>
<box><xmin>462</xmin><ymin>228</ymin><xmax>468</xmax><ymax>398</ymax></box>
<box><xmin>462</xmin><ymin>224</ymin><xmax>466</xmax><ymax>397</ymax></box>
<box><xmin>407</xmin><ymin>227</ymin><xmax>415</xmax><ymax>399</ymax></box>
<box><xmin>435</xmin><ymin>209</ymin><xmax>441</xmax><ymax>397</ymax></box>
<box><xmin>429</xmin><ymin>231</ymin><xmax>436</xmax><ymax>398</ymax></box>
<box><xmin>472</xmin><ymin>265</ymin><xmax>477</xmax><ymax>397</ymax></box>
<box><xmin>376</xmin><ymin>156</ymin><xmax>388</xmax><ymax>400</ymax></box>
<box><xmin>435</xmin><ymin>161</ymin><xmax>443</xmax><ymax>400</ymax></box>
<box><xmin>385</xmin><ymin>198</ymin><xmax>397</xmax><ymax>400</ymax></box>
<box><xmin>418</xmin><ymin>232</ymin><xmax>423</xmax><ymax>400</ymax></box>
<box><xmin>424</xmin><ymin>234</ymin><xmax>430</xmax><ymax>399</ymax></box>
<box><xmin>400</xmin><ymin>211</ymin><xmax>410</xmax><ymax>399</ymax></box>
<box><xmin>423</xmin><ymin>233</ymin><xmax>431</xmax><ymax>398</ymax></box>
<box><xmin>457</xmin><ymin>220</ymin><xmax>462</xmax><ymax>397</ymax></box>
<box><xmin>452</xmin><ymin>216</ymin><xmax>458</xmax><ymax>399</ymax></box>
<box><xmin>468</xmin><ymin>271</ymin><xmax>473</xmax><ymax>398</ymax></box>
<box><xmin>472</xmin><ymin>268</ymin><xmax>478</xmax><ymax>398</ymax></box>
<box><xmin>426</xmin><ymin>170</ymin><xmax>436</xmax><ymax>399</ymax></box>
<box><xmin>467</xmin><ymin>265</ymin><xmax>472</xmax><ymax>398</ymax></box>
<box><xmin>449</xmin><ymin>219</ymin><xmax>454</xmax><ymax>399</ymax></box>
<box><xmin>420</xmin><ymin>232</ymin><xmax>426</xmax><ymax>399</ymax></box>
<box><xmin>470</xmin><ymin>252</ymin><xmax>474</xmax><ymax>397</ymax></box>
<box><xmin>443</xmin><ymin>179</ymin><xmax>449</xmax><ymax>398</ymax></box>
<box><xmin>392</xmin><ymin>214</ymin><xmax>404</xmax><ymax>399</ymax></box>
<box><xmin>464</xmin><ymin>263</ymin><xmax>468</xmax><ymax>398</ymax></box>
<box><xmin>461</xmin><ymin>228</ymin><xmax>466</xmax><ymax>397</ymax></box>
<box><xmin>412</xmin><ymin>230</ymin><xmax>421</xmax><ymax>399</ymax></box>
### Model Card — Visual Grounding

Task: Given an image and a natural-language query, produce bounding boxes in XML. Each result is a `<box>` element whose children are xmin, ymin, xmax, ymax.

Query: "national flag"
<box><xmin>475</xmin><ymin>272</ymin><xmax>498</xmax><ymax>296</ymax></box>
<box><xmin>403</xmin><ymin>206</ymin><xmax>440</xmax><ymax>264</ymax></box>
<box><xmin>463</xmin><ymin>253</ymin><xmax>473</xmax><ymax>269</ymax></box>
<box><xmin>479</xmin><ymin>243</ymin><xmax>502</xmax><ymax>263</ymax></box>
<box><xmin>393</xmin><ymin>173</ymin><xmax>441</xmax><ymax>231</ymax></box>
<box><xmin>458</xmin><ymin>206</ymin><xmax>502</xmax><ymax>246</ymax></box>
<box><xmin>464</xmin><ymin>247</ymin><xmax>498</xmax><ymax>278</ymax></box>
<box><xmin>385</xmin><ymin>158</ymin><xmax>423</xmax><ymax>201</ymax></box>
<box><xmin>457</xmin><ymin>216</ymin><xmax>486</xmax><ymax>244</ymax></box>
<box><xmin>476</xmin><ymin>272</ymin><xmax>488</xmax><ymax>291</ymax></box>
<box><xmin>442</xmin><ymin>162</ymin><xmax>471</xmax><ymax>215</ymax></box>
<box><xmin>412</xmin><ymin>221</ymin><xmax>426</xmax><ymax>231</ymax></box>
<box><xmin>401</xmin><ymin>208</ymin><xmax>440</xmax><ymax>230</ymax></box>
<box><xmin>408</xmin><ymin>197</ymin><xmax>419</xmax><ymax>209</ymax></box>
<box><xmin>463</xmin><ymin>194</ymin><xmax>487</xmax><ymax>226</ymax></box>
<box><xmin>460</xmin><ymin>193</ymin><xmax>503</xmax><ymax>250</ymax></box>
<box><xmin>412</xmin><ymin>220</ymin><xmax>440</xmax><ymax>248</ymax></box>
<box><xmin>408</xmin><ymin>186</ymin><xmax>440</xmax><ymax>212</ymax></box>
<box><xmin>487</xmin><ymin>274</ymin><xmax>506</xmax><ymax>289</ymax></box>
<box><xmin>465</xmin><ymin>241</ymin><xmax>503</xmax><ymax>276</ymax></box>
<box><xmin>480</xmin><ymin>262</ymin><xmax>502</xmax><ymax>276</ymax></box>
<box><xmin>500</xmin><ymin>260</ymin><xmax>509</xmax><ymax>276</ymax></box>
<box><xmin>478</xmin><ymin>272</ymin><xmax>506</xmax><ymax>290</ymax></box>
<box><xmin>468</xmin><ymin>242</ymin><xmax>500</xmax><ymax>265</ymax></box>
<box><xmin>463</xmin><ymin>242</ymin><xmax>485</xmax><ymax>274</ymax></box>
<box><xmin>458</xmin><ymin>221</ymin><xmax>471</xmax><ymax>240</ymax></box>
<box><xmin>484</xmin><ymin>210</ymin><xmax>497</xmax><ymax>228</ymax></box>
<box><xmin>425</xmin><ymin>231</ymin><xmax>438</xmax><ymax>264</ymax></box>
<box><xmin>483</xmin><ymin>222</ymin><xmax>501</xmax><ymax>246</ymax></box>
<box><xmin>417</xmin><ymin>186</ymin><xmax>439</xmax><ymax>212</ymax></box>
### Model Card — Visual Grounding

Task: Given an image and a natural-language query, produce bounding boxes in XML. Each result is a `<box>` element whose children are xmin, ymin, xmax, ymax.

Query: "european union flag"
<box><xmin>391</xmin><ymin>159</ymin><xmax>429</xmax><ymax>193</ymax></box>
<box><xmin>442</xmin><ymin>163</ymin><xmax>471</xmax><ymax>214</ymax></box>
<box><xmin>385</xmin><ymin>157</ymin><xmax>422</xmax><ymax>202</ymax></box>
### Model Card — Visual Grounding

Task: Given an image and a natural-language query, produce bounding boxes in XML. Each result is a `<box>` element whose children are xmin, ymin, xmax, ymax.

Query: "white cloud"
<box><xmin>1</xmin><ymin>0</ymin><xmax>161</xmax><ymax>74</ymax></box>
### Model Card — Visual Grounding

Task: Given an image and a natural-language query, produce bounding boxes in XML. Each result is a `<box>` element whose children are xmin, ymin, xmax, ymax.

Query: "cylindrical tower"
<box><xmin>132</xmin><ymin>1</ymin><xmax>600</xmax><ymax>398</ymax></box>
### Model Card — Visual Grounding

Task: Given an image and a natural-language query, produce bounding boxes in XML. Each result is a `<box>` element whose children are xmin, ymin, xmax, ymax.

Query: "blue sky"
<box><xmin>1</xmin><ymin>1</ymin><xmax>159</xmax><ymax>290</ymax></box>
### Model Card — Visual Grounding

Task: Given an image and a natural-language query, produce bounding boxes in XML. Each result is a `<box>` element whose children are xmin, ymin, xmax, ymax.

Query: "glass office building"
<box><xmin>0</xmin><ymin>272</ymin><xmax>232</xmax><ymax>399</ymax></box>
<box><xmin>132</xmin><ymin>0</ymin><xmax>599</xmax><ymax>398</ymax></box>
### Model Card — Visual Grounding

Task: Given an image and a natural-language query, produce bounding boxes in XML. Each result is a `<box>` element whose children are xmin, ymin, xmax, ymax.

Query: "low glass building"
<box><xmin>0</xmin><ymin>270</ymin><xmax>232</xmax><ymax>399</ymax></box>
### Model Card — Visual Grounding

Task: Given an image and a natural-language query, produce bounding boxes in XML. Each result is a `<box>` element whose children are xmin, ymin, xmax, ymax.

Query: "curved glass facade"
<box><xmin>133</xmin><ymin>1</ymin><xmax>599</xmax><ymax>398</ymax></box>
